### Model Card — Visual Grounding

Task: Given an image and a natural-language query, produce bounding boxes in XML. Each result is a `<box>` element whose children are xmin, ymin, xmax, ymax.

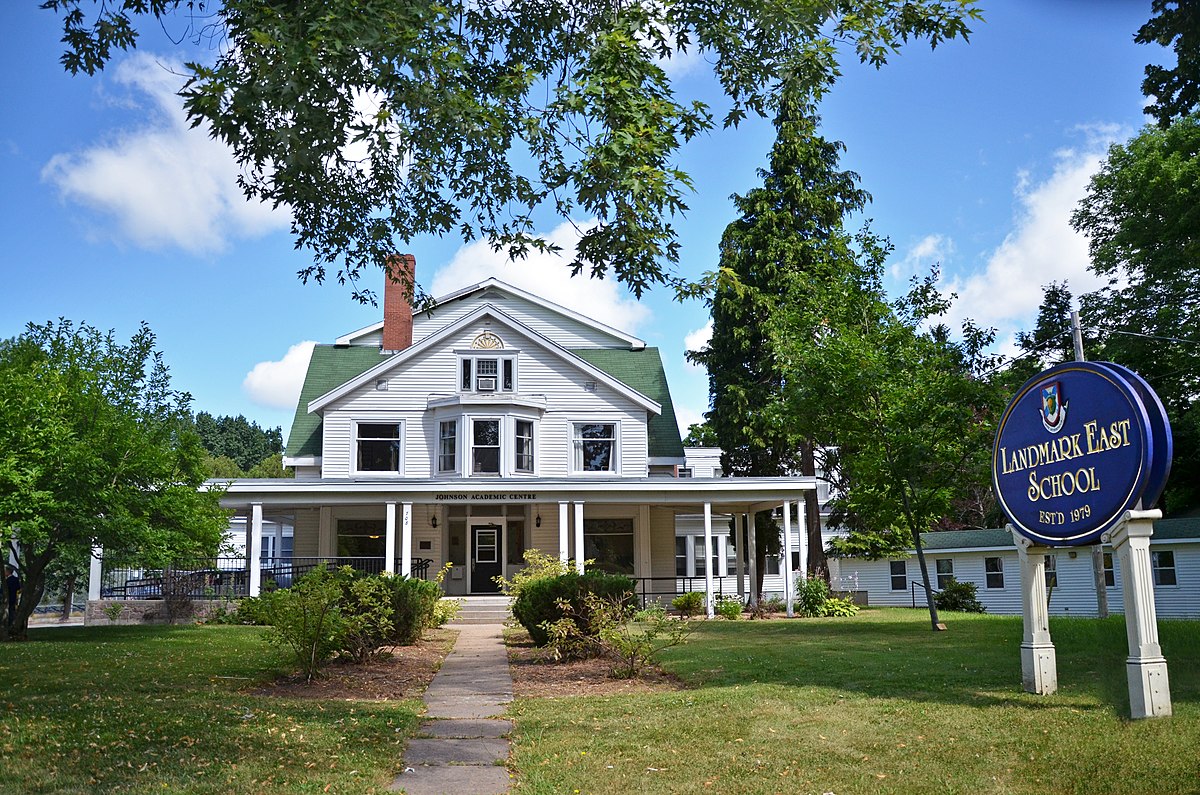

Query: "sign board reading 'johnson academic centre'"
<box><xmin>992</xmin><ymin>361</ymin><xmax>1172</xmax><ymax>547</ymax></box>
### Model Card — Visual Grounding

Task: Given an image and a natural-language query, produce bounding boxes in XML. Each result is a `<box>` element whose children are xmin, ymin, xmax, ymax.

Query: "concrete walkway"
<box><xmin>391</xmin><ymin>624</ymin><xmax>512</xmax><ymax>794</ymax></box>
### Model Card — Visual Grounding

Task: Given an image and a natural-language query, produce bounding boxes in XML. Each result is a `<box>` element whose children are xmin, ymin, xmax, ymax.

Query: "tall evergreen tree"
<box><xmin>689</xmin><ymin>82</ymin><xmax>870</xmax><ymax>591</ymax></box>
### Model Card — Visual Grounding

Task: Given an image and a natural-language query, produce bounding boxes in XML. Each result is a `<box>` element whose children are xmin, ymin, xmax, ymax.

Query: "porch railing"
<box><xmin>99</xmin><ymin>556</ymin><xmax>436</xmax><ymax>601</ymax></box>
<box><xmin>630</xmin><ymin>576</ymin><xmax>740</xmax><ymax>607</ymax></box>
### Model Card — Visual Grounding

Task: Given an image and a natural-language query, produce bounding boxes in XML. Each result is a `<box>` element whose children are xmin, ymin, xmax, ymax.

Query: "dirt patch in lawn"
<box><xmin>255</xmin><ymin>627</ymin><xmax>458</xmax><ymax>701</ymax></box>
<box><xmin>506</xmin><ymin>629</ymin><xmax>684</xmax><ymax>698</ymax></box>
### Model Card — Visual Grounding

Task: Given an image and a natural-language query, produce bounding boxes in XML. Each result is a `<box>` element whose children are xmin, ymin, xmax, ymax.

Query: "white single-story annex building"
<box><xmin>208</xmin><ymin>259</ymin><xmax>816</xmax><ymax>608</ymax></box>
<box><xmin>834</xmin><ymin>520</ymin><xmax>1200</xmax><ymax>618</ymax></box>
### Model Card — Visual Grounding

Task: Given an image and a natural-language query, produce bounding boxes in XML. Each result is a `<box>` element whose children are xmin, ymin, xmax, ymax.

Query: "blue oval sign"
<box><xmin>992</xmin><ymin>362</ymin><xmax>1157</xmax><ymax>546</ymax></box>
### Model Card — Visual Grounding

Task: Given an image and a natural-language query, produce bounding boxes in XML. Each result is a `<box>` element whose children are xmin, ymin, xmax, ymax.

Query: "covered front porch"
<box><xmin>217</xmin><ymin>477</ymin><xmax>817</xmax><ymax>615</ymax></box>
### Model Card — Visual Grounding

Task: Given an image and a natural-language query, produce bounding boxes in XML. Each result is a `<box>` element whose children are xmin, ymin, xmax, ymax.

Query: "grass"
<box><xmin>508</xmin><ymin>608</ymin><xmax>1200</xmax><ymax>794</ymax></box>
<box><xmin>0</xmin><ymin>624</ymin><xmax>424</xmax><ymax>794</ymax></box>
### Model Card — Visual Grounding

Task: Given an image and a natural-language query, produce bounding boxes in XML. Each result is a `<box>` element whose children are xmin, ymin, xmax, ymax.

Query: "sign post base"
<box><xmin>1104</xmin><ymin>510</ymin><xmax>1172</xmax><ymax>719</ymax></box>
<box><xmin>1011</xmin><ymin>526</ymin><xmax>1057</xmax><ymax>695</ymax></box>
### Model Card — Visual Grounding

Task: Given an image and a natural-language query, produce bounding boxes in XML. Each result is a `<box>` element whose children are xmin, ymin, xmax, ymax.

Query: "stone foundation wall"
<box><xmin>85</xmin><ymin>599</ymin><xmax>236</xmax><ymax>626</ymax></box>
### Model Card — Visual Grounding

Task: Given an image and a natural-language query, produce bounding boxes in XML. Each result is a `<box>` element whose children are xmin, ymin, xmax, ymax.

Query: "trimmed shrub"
<box><xmin>512</xmin><ymin>570</ymin><xmax>635</xmax><ymax>646</ymax></box>
<box><xmin>671</xmin><ymin>591</ymin><xmax>704</xmax><ymax>618</ymax></box>
<box><xmin>383</xmin><ymin>574</ymin><xmax>442</xmax><ymax>645</ymax></box>
<box><xmin>258</xmin><ymin>566</ymin><xmax>346</xmax><ymax>681</ymax></box>
<box><xmin>934</xmin><ymin>577</ymin><xmax>986</xmax><ymax>613</ymax></box>
<box><xmin>335</xmin><ymin>569</ymin><xmax>395</xmax><ymax>662</ymax></box>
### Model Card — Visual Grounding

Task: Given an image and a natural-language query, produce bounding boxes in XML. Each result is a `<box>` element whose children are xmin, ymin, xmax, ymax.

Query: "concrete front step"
<box><xmin>444</xmin><ymin>596</ymin><xmax>511</xmax><ymax>625</ymax></box>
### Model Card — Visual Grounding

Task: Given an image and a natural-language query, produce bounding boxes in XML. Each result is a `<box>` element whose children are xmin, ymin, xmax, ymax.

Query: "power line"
<box><xmin>1089</xmin><ymin>325</ymin><xmax>1200</xmax><ymax>348</ymax></box>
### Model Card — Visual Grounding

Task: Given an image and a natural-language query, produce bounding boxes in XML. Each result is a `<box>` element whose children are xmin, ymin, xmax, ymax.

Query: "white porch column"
<box><xmin>703</xmin><ymin>502</ymin><xmax>715</xmax><ymax>619</ymax></box>
<box><xmin>248</xmin><ymin>503</ymin><xmax>264</xmax><ymax>597</ymax></box>
<box><xmin>88</xmin><ymin>545</ymin><xmax>103</xmax><ymax>601</ymax></box>
<box><xmin>1012</xmin><ymin>526</ymin><xmax>1056</xmax><ymax>695</ymax></box>
<box><xmin>573</xmin><ymin>501</ymin><xmax>585</xmax><ymax>573</ymax></box>
<box><xmin>558</xmin><ymin>501</ymin><xmax>570</xmax><ymax>564</ymax></box>
<box><xmin>734</xmin><ymin>513</ymin><xmax>745</xmax><ymax>601</ymax></box>
<box><xmin>746</xmin><ymin>511</ymin><xmax>759</xmax><ymax>607</ymax></box>
<box><xmin>797</xmin><ymin>505</ymin><xmax>809</xmax><ymax>582</ymax></box>
<box><xmin>401</xmin><ymin>502</ymin><xmax>413</xmax><ymax>577</ymax></box>
<box><xmin>1108</xmin><ymin>510</ymin><xmax>1172</xmax><ymax>719</ymax></box>
<box><xmin>384</xmin><ymin>502</ymin><xmax>397</xmax><ymax>574</ymax></box>
<box><xmin>782</xmin><ymin>501</ymin><xmax>795</xmax><ymax>618</ymax></box>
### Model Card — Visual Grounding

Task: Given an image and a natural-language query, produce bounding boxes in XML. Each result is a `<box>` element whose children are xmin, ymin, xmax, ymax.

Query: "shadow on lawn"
<box><xmin>663</xmin><ymin>609</ymin><xmax>1199</xmax><ymax>714</ymax></box>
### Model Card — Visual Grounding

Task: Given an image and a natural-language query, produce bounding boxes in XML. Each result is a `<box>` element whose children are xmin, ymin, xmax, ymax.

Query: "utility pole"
<box><xmin>1073</xmin><ymin>310</ymin><xmax>1110</xmax><ymax>619</ymax></box>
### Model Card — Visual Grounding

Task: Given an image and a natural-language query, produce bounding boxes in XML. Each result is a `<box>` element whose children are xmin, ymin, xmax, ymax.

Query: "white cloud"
<box><xmin>42</xmin><ymin>53</ymin><xmax>288</xmax><ymax>254</ymax></box>
<box><xmin>430</xmin><ymin>221</ymin><xmax>651</xmax><ymax>334</ymax></box>
<box><xmin>892</xmin><ymin>233</ymin><xmax>955</xmax><ymax>280</ymax></box>
<box><xmin>674</xmin><ymin>403</ymin><xmax>706</xmax><ymax>436</ymax></box>
<box><xmin>942</xmin><ymin>133</ymin><xmax>1124</xmax><ymax>335</ymax></box>
<box><xmin>243</xmin><ymin>341</ymin><xmax>317</xmax><ymax>410</ymax></box>
<box><xmin>682</xmin><ymin>318</ymin><xmax>713</xmax><ymax>370</ymax></box>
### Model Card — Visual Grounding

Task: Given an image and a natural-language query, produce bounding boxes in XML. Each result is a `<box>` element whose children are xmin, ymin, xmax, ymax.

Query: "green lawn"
<box><xmin>0</xmin><ymin>624</ymin><xmax>423</xmax><ymax>794</ymax></box>
<box><xmin>509</xmin><ymin>608</ymin><xmax>1200</xmax><ymax>794</ymax></box>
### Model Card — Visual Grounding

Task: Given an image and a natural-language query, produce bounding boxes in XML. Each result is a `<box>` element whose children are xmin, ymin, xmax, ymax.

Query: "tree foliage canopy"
<box><xmin>42</xmin><ymin>0</ymin><xmax>980</xmax><ymax>301</ymax></box>
<box><xmin>1071</xmin><ymin>113</ymin><xmax>1200</xmax><ymax>513</ymax></box>
<box><xmin>0</xmin><ymin>320</ymin><xmax>227</xmax><ymax>638</ymax></box>
<box><xmin>193</xmin><ymin>411</ymin><xmax>283</xmax><ymax>473</ymax></box>
<box><xmin>1137</xmin><ymin>0</ymin><xmax>1200</xmax><ymax>127</ymax></box>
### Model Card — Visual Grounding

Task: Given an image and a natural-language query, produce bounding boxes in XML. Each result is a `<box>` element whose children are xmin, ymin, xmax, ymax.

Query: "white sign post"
<box><xmin>1011</xmin><ymin>527</ymin><xmax>1057</xmax><ymax>695</ymax></box>
<box><xmin>1103</xmin><ymin>509</ymin><xmax>1172</xmax><ymax>719</ymax></box>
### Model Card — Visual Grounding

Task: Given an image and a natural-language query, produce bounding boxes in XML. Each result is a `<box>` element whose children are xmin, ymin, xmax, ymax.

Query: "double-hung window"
<box><xmin>1044</xmin><ymin>555</ymin><xmax>1057</xmax><ymax>589</ymax></box>
<box><xmin>471</xmin><ymin>419</ymin><xmax>501</xmax><ymax>475</ymax></box>
<box><xmin>985</xmin><ymin>557</ymin><xmax>1004</xmax><ymax>589</ymax></box>
<box><xmin>514</xmin><ymin>419</ymin><xmax>535</xmax><ymax>473</ymax></box>
<box><xmin>1103</xmin><ymin>552</ymin><xmax>1116</xmax><ymax>587</ymax></box>
<box><xmin>356</xmin><ymin>422</ymin><xmax>402</xmax><ymax>473</ymax></box>
<box><xmin>438</xmin><ymin>420</ymin><xmax>457</xmax><ymax>473</ymax></box>
<box><xmin>573</xmin><ymin>422</ymin><xmax>616</xmax><ymax>472</ymax></box>
<box><xmin>935</xmin><ymin>559</ymin><xmax>954</xmax><ymax>590</ymax></box>
<box><xmin>1152</xmin><ymin>550</ymin><xmax>1177</xmax><ymax>586</ymax></box>
<box><xmin>460</xmin><ymin>355</ymin><xmax>516</xmax><ymax>393</ymax></box>
<box><xmin>889</xmin><ymin>560</ymin><xmax>907</xmax><ymax>591</ymax></box>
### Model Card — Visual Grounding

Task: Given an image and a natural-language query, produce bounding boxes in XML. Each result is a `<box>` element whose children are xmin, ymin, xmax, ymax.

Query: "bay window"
<box><xmin>438</xmin><ymin>420</ymin><xmax>457</xmax><ymax>473</ymax></box>
<box><xmin>514</xmin><ymin>419</ymin><xmax>535</xmax><ymax>473</ymax></box>
<box><xmin>472</xmin><ymin>419</ymin><xmax>501</xmax><ymax>475</ymax></box>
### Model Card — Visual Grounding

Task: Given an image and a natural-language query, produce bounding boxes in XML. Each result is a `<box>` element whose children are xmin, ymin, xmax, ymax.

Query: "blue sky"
<box><xmin>0</xmin><ymin>2</ymin><xmax>1162</xmax><ymax>443</ymax></box>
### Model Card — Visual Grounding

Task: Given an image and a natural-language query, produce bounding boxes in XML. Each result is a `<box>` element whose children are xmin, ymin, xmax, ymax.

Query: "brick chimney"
<box><xmin>382</xmin><ymin>254</ymin><xmax>416</xmax><ymax>353</ymax></box>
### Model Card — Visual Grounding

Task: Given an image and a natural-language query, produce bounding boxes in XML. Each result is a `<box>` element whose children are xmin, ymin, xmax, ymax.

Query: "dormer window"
<box><xmin>459</xmin><ymin>355</ymin><xmax>516</xmax><ymax>393</ymax></box>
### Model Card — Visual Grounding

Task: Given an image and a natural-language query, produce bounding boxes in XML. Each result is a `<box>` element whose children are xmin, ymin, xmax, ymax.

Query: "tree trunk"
<box><xmin>800</xmin><ymin>442</ymin><xmax>828</xmax><ymax>580</ymax></box>
<box><xmin>59</xmin><ymin>572</ymin><xmax>78</xmax><ymax>622</ymax></box>
<box><xmin>911</xmin><ymin>529</ymin><xmax>943</xmax><ymax>631</ymax></box>
<box><xmin>10</xmin><ymin>547</ymin><xmax>54</xmax><ymax>641</ymax></box>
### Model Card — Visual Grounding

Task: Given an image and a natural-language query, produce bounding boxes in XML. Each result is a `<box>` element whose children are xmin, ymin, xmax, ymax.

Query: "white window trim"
<box><xmin>457</xmin><ymin>351</ymin><xmax>520</xmax><ymax>395</ymax></box>
<box><xmin>934</xmin><ymin>558</ymin><xmax>954</xmax><ymax>590</ymax></box>
<box><xmin>984</xmin><ymin>556</ymin><xmax>1004</xmax><ymax>590</ymax></box>
<box><xmin>512</xmin><ymin>416</ymin><xmax>538</xmax><ymax>476</ymax></box>
<box><xmin>351</xmin><ymin>419</ymin><xmax>405</xmax><ymax>477</ymax></box>
<box><xmin>437</xmin><ymin>419</ymin><xmax>459</xmax><ymax>475</ymax></box>
<box><xmin>889</xmin><ymin>560</ymin><xmax>908</xmax><ymax>592</ymax></box>
<box><xmin>1151</xmin><ymin>550</ymin><xmax>1178</xmax><ymax>588</ymax></box>
<box><xmin>469</xmin><ymin>416</ymin><xmax>503</xmax><ymax>477</ymax></box>
<box><xmin>569</xmin><ymin>420</ymin><xmax>621</xmax><ymax>475</ymax></box>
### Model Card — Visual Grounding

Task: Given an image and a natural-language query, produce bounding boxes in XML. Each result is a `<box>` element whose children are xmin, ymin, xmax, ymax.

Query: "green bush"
<box><xmin>335</xmin><ymin>569</ymin><xmax>395</xmax><ymax>662</ymax></box>
<box><xmin>715</xmin><ymin>595</ymin><xmax>743</xmax><ymax>620</ymax></box>
<box><xmin>760</xmin><ymin>596</ymin><xmax>786</xmax><ymax>614</ymax></box>
<box><xmin>512</xmin><ymin>570</ymin><xmax>635</xmax><ymax>646</ymax></box>
<box><xmin>382</xmin><ymin>574</ymin><xmax>442</xmax><ymax>645</ymax></box>
<box><xmin>797</xmin><ymin>576</ymin><xmax>830</xmax><ymax>617</ymax></box>
<box><xmin>822</xmin><ymin>596</ymin><xmax>860</xmax><ymax>617</ymax></box>
<box><xmin>671</xmin><ymin>591</ymin><xmax>704</xmax><ymax>618</ymax></box>
<box><xmin>934</xmin><ymin>578</ymin><xmax>986</xmax><ymax>613</ymax></box>
<box><xmin>258</xmin><ymin>566</ymin><xmax>346</xmax><ymax>681</ymax></box>
<box><xmin>543</xmin><ymin>596</ymin><xmax>693</xmax><ymax>677</ymax></box>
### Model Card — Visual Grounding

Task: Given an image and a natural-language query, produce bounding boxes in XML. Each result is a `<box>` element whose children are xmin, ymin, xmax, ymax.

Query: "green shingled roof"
<box><xmin>285</xmin><ymin>345</ymin><xmax>390</xmax><ymax>458</ymax></box>
<box><xmin>285</xmin><ymin>344</ymin><xmax>685</xmax><ymax>461</ymax></box>
<box><xmin>917</xmin><ymin>519</ymin><xmax>1200</xmax><ymax>551</ymax></box>
<box><xmin>570</xmin><ymin>347</ymin><xmax>685</xmax><ymax>460</ymax></box>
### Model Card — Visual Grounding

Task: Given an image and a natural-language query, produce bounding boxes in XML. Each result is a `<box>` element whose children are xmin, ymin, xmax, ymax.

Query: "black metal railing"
<box><xmin>910</xmin><ymin>580</ymin><xmax>940</xmax><ymax>608</ymax></box>
<box><xmin>100</xmin><ymin>556</ymin><xmax>437</xmax><ymax>600</ymax></box>
<box><xmin>630</xmin><ymin>576</ymin><xmax>744</xmax><ymax>607</ymax></box>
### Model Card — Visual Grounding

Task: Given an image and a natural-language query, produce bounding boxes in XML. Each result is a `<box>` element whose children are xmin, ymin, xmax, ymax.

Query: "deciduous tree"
<box><xmin>0</xmin><ymin>321</ymin><xmax>227</xmax><ymax>639</ymax></box>
<box><xmin>42</xmin><ymin>0</ymin><xmax>980</xmax><ymax>301</ymax></box>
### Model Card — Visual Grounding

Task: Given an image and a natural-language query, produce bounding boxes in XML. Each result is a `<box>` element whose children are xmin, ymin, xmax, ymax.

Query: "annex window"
<box><xmin>1104</xmin><ymin>552</ymin><xmax>1115</xmax><ymax>587</ymax></box>
<box><xmin>935</xmin><ymin>559</ymin><xmax>954</xmax><ymax>590</ymax></box>
<box><xmin>356</xmin><ymin>422</ymin><xmax>402</xmax><ymax>473</ymax></box>
<box><xmin>678</xmin><ymin>467</ymin><xmax>694</xmax><ymax>478</ymax></box>
<box><xmin>1152</xmin><ymin>550</ymin><xmax>1177</xmax><ymax>586</ymax></box>
<box><xmin>889</xmin><ymin>560</ymin><xmax>907</xmax><ymax>591</ymax></box>
<box><xmin>514</xmin><ymin>419</ymin><xmax>535</xmax><ymax>473</ymax></box>
<box><xmin>985</xmin><ymin>557</ymin><xmax>1004</xmax><ymax>589</ymax></box>
<box><xmin>1044</xmin><ymin>555</ymin><xmax>1057</xmax><ymax>590</ymax></box>
<box><xmin>573</xmin><ymin>422</ymin><xmax>617</xmax><ymax>472</ymax></box>
<box><xmin>471</xmin><ymin>419</ymin><xmax>501</xmax><ymax>475</ymax></box>
<box><xmin>764</xmin><ymin>553</ymin><xmax>781</xmax><ymax>576</ymax></box>
<box><xmin>438</xmin><ymin>420</ymin><xmax>457</xmax><ymax>473</ymax></box>
<box><xmin>675</xmin><ymin>537</ymin><xmax>688</xmax><ymax>576</ymax></box>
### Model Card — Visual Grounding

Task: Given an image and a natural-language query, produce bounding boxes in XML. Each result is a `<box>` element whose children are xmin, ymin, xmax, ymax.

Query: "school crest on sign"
<box><xmin>1040</xmin><ymin>382</ymin><xmax>1066</xmax><ymax>433</ymax></box>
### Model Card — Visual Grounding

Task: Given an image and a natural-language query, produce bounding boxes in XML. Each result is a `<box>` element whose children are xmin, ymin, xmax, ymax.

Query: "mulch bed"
<box><xmin>505</xmin><ymin>629</ymin><xmax>685</xmax><ymax>698</ymax></box>
<box><xmin>255</xmin><ymin>627</ymin><xmax>458</xmax><ymax>701</ymax></box>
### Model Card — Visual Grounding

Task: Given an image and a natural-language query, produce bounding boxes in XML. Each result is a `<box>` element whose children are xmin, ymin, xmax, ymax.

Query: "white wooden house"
<box><xmin>834</xmin><ymin>521</ymin><xmax>1200</xmax><ymax>618</ymax></box>
<box><xmin>203</xmin><ymin>258</ymin><xmax>816</xmax><ymax>606</ymax></box>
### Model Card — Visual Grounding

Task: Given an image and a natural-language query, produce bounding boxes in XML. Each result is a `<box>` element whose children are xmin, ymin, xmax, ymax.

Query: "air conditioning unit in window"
<box><xmin>477</xmin><ymin>376</ymin><xmax>497</xmax><ymax>392</ymax></box>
